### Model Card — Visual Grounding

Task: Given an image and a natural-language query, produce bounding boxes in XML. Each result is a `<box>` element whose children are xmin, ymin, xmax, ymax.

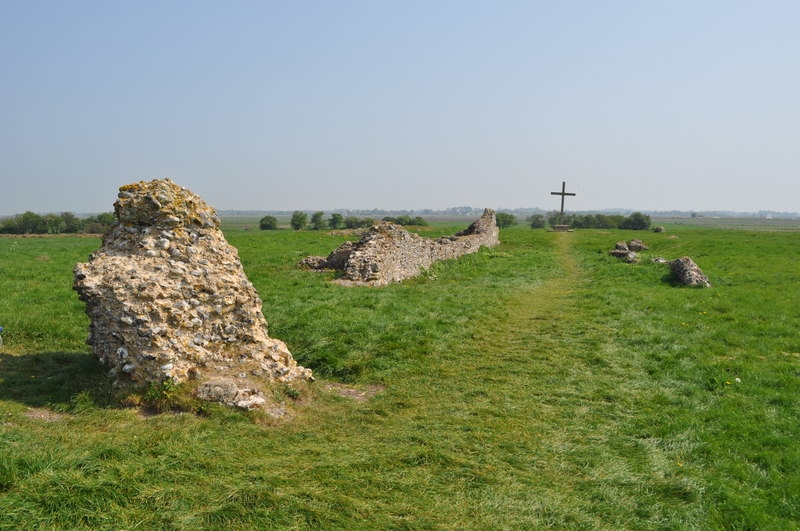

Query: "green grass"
<box><xmin>0</xmin><ymin>226</ymin><xmax>798</xmax><ymax>529</ymax></box>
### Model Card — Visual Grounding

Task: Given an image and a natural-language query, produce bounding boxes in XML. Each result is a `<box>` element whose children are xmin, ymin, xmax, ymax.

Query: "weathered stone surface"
<box><xmin>302</xmin><ymin>209</ymin><xmax>500</xmax><ymax>286</ymax></box>
<box><xmin>609</xmin><ymin>249</ymin><xmax>631</xmax><ymax>259</ymax></box>
<box><xmin>196</xmin><ymin>380</ymin><xmax>267</xmax><ymax>410</ymax></box>
<box><xmin>610</xmin><ymin>239</ymin><xmax>648</xmax><ymax>261</ymax></box>
<box><xmin>651</xmin><ymin>256</ymin><xmax>668</xmax><ymax>264</ymax></box>
<box><xmin>653</xmin><ymin>226</ymin><xmax>665</xmax><ymax>233</ymax></box>
<box><xmin>73</xmin><ymin>179</ymin><xmax>312</xmax><ymax>407</ymax></box>
<box><xmin>669</xmin><ymin>256</ymin><xmax>711</xmax><ymax>287</ymax></box>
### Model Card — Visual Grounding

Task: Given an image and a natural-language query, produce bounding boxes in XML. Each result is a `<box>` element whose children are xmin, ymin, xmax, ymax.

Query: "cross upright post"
<box><xmin>550</xmin><ymin>181</ymin><xmax>576</xmax><ymax>226</ymax></box>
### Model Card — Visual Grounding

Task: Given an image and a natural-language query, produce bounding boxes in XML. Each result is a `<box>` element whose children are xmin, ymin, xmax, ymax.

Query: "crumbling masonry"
<box><xmin>74</xmin><ymin>179</ymin><xmax>312</xmax><ymax>410</ymax></box>
<box><xmin>301</xmin><ymin>209</ymin><xmax>500</xmax><ymax>286</ymax></box>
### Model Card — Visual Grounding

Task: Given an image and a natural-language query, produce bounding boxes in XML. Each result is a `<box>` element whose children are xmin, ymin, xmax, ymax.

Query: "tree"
<box><xmin>545</xmin><ymin>210</ymin><xmax>562</xmax><ymax>227</ymax></box>
<box><xmin>18</xmin><ymin>211</ymin><xmax>46</xmax><ymax>234</ymax></box>
<box><xmin>290</xmin><ymin>211</ymin><xmax>308</xmax><ymax>230</ymax></box>
<box><xmin>310</xmin><ymin>211</ymin><xmax>326</xmax><ymax>230</ymax></box>
<box><xmin>344</xmin><ymin>216</ymin><xmax>362</xmax><ymax>229</ymax></box>
<box><xmin>382</xmin><ymin>215</ymin><xmax>428</xmax><ymax>227</ymax></box>
<box><xmin>83</xmin><ymin>221</ymin><xmax>106</xmax><ymax>234</ymax></box>
<box><xmin>0</xmin><ymin>216</ymin><xmax>19</xmax><ymax>234</ymax></box>
<box><xmin>495</xmin><ymin>212</ymin><xmax>516</xmax><ymax>228</ymax></box>
<box><xmin>259</xmin><ymin>215</ymin><xmax>278</xmax><ymax>230</ymax></box>
<box><xmin>60</xmin><ymin>212</ymin><xmax>81</xmax><ymax>233</ymax></box>
<box><xmin>80</xmin><ymin>212</ymin><xmax>115</xmax><ymax>233</ymax></box>
<box><xmin>43</xmin><ymin>213</ymin><xmax>65</xmax><ymax>234</ymax></box>
<box><xmin>620</xmin><ymin>212</ymin><xmax>652</xmax><ymax>231</ymax></box>
<box><xmin>527</xmin><ymin>214</ymin><xmax>546</xmax><ymax>229</ymax></box>
<box><xmin>328</xmin><ymin>213</ymin><xmax>344</xmax><ymax>229</ymax></box>
<box><xmin>96</xmin><ymin>212</ymin><xmax>116</xmax><ymax>226</ymax></box>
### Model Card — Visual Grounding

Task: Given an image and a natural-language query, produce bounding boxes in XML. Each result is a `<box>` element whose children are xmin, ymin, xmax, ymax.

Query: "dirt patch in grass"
<box><xmin>23</xmin><ymin>408</ymin><xmax>68</xmax><ymax>422</ymax></box>
<box><xmin>323</xmin><ymin>382</ymin><xmax>385</xmax><ymax>401</ymax></box>
<box><xmin>325</xmin><ymin>229</ymin><xmax>367</xmax><ymax>237</ymax></box>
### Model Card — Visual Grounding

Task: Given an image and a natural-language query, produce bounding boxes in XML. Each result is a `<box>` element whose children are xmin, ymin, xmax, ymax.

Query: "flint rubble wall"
<box><xmin>302</xmin><ymin>209</ymin><xmax>500</xmax><ymax>286</ymax></box>
<box><xmin>73</xmin><ymin>179</ymin><xmax>312</xmax><ymax>409</ymax></box>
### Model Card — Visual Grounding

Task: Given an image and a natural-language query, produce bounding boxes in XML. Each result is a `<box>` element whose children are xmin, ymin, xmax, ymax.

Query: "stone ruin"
<box><xmin>668</xmin><ymin>256</ymin><xmax>711</xmax><ymax>287</ymax></box>
<box><xmin>300</xmin><ymin>209</ymin><xmax>500</xmax><ymax>286</ymax></box>
<box><xmin>628</xmin><ymin>239</ymin><xmax>649</xmax><ymax>252</ymax></box>
<box><xmin>608</xmin><ymin>239</ymin><xmax>649</xmax><ymax>263</ymax></box>
<box><xmin>605</xmin><ymin>237</ymin><xmax>710</xmax><ymax>287</ymax></box>
<box><xmin>74</xmin><ymin>179</ymin><xmax>313</xmax><ymax>410</ymax></box>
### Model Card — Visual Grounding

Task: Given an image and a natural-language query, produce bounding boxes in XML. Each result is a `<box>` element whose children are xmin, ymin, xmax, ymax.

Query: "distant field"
<box><xmin>1</xmin><ymin>226</ymin><xmax>798</xmax><ymax>528</ymax></box>
<box><xmin>219</xmin><ymin>214</ymin><xmax>477</xmax><ymax>231</ymax></box>
<box><xmin>653</xmin><ymin>216</ymin><xmax>800</xmax><ymax>231</ymax></box>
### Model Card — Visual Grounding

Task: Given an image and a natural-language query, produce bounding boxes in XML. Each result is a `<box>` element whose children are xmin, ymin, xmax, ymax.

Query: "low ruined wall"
<box><xmin>301</xmin><ymin>209</ymin><xmax>499</xmax><ymax>286</ymax></box>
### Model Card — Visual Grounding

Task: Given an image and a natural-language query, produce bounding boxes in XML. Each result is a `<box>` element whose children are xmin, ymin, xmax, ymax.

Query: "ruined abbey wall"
<box><xmin>301</xmin><ymin>209</ymin><xmax>499</xmax><ymax>286</ymax></box>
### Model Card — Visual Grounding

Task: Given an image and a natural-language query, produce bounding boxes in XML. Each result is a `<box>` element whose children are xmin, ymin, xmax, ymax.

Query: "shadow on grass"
<box><xmin>660</xmin><ymin>272</ymin><xmax>687</xmax><ymax>287</ymax></box>
<box><xmin>0</xmin><ymin>351</ymin><xmax>114</xmax><ymax>409</ymax></box>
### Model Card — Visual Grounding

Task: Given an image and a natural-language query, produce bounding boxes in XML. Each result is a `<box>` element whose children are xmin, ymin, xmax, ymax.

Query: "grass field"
<box><xmin>1</xmin><ymin>223</ymin><xmax>798</xmax><ymax>529</ymax></box>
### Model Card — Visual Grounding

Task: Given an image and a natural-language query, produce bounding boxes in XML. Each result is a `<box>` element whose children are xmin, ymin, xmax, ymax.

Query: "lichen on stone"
<box><xmin>74</xmin><ymin>179</ymin><xmax>312</xmax><ymax>409</ymax></box>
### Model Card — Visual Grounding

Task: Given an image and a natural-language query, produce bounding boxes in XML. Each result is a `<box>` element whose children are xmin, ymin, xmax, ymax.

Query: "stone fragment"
<box><xmin>301</xmin><ymin>209</ymin><xmax>500</xmax><ymax>286</ymax></box>
<box><xmin>628</xmin><ymin>239</ymin><xmax>649</xmax><ymax>251</ymax></box>
<box><xmin>651</xmin><ymin>256</ymin><xmax>668</xmax><ymax>264</ymax></box>
<box><xmin>609</xmin><ymin>249</ymin><xmax>631</xmax><ymax>259</ymax></box>
<box><xmin>669</xmin><ymin>256</ymin><xmax>711</xmax><ymax>287</ymax></box>
<box><xmin>73</xmin><ymin>179</ymin><xmax>312</xmax><ymax>409</ymax></box>
<box><xmin>610</xmin><ymin>239</ymin><xmax>647</xmax><ymax>261</ymax></box>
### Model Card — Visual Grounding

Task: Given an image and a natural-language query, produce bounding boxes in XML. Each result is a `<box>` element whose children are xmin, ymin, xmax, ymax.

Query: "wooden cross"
<box><xmin>550</xmin><ymin>181</ymin><xmax>576</xmax><ymax>225</ymax></box>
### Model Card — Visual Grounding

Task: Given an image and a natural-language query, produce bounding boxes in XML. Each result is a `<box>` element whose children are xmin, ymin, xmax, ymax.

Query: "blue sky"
<box><xmin>1</xmin><ymin>1</ymin><xmax>798</xmax><ymax>213</ymax></box>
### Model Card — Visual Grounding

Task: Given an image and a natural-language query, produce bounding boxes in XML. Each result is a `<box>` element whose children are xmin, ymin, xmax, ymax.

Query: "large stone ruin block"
<box><xmin>74</xmin><ymin>179</ymin><xmax>312</xmax><ymax>409</ymax></box>
<box><xmin>300</xmin><ymin>208</ymin><xmax>500</xmax><ymax>286</ymax></box>
<box><xmin>669</xmin><ymin>256</ymin><xmax>711</xmax><ymax>287</ymax></box>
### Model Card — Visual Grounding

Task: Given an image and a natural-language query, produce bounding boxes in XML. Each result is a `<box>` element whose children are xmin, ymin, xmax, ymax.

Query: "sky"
<box><xmin>1</xmin><ymin>1</ymin><xmax>799</xmax><ymax>214</ymax></box>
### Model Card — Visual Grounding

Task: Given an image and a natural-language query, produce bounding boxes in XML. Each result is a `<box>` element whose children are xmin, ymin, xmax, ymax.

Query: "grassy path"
<box><xmin>389</xmin><ymin>232</ymin><xmax>703</xmax><ymax>528</ymax></box>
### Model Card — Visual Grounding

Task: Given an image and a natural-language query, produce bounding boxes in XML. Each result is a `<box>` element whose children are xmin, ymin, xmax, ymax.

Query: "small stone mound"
<box><xmin>609</xmin><ymin>239</ymin><xmax>649</xmax><ymax>262</ymax></box>
<box><xmin>73</xmin><ymin>179</ymin><xmax>313</xmax><ymax>410</ymax></box>
<box><xmin>609</xmin><ymin>240</ymin><xmax>637</xmax><ymax>262</ymax></box>
<box><xmin>301</xmin><ymin>209</ymin><xmax>500</xmax><ymax>286</ymax></box>
<box><xmin>669</xmin><ymin>256</ymin><xmax>711</xmax><ymax>287</ymax></box>
<box><xmin>653</xmin><ymin>226</ymin><xmax>665</xmax><ymax>233</ymax></box>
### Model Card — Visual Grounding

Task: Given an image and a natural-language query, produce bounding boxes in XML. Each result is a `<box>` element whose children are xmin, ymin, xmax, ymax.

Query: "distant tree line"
<box><xmin>262</xmin><ymin>211</ymin><xmax>432</xmax><ymax>231</ymax></box>
<box><xmin>381</xmin><ymin>215</ymin><xmax>428</xmax><ymax>227</ymax></box>
<box><xmin>527</xmin><ymin>211</ymin><xmax>651</xmax><ymax>230</ymax></box>
<box><xmin>0</xmin><ymin>211</ymin><xmax>116</xmax><ymax>234</ymax></box>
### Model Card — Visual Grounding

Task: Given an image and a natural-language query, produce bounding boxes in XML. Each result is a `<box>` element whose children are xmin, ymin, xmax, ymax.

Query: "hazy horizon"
<box><xmin>2</xmin><ymin>1</ymin><xmax>798</xmax><ymax>214</ymax></box>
